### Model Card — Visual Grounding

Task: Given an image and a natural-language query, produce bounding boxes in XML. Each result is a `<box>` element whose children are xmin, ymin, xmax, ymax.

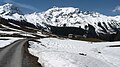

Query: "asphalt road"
<box><xmin>0</xmin><ymin>39</ymin><xmax>42</xmax><ymax>67</ymax></box>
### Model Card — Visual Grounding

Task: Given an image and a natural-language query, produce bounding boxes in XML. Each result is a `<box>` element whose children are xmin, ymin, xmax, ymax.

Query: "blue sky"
<box><xmin>0</xmin><ymin>0</ymin><xmax>120</xmax><ymax>16</ymax></box>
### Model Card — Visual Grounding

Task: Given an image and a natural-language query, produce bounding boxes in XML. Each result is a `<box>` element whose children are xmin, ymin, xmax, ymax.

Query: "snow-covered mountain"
<box><xmin>0</xmin><ymin>3</ymin><xmax>120</xmax><ymax>36</ymax></box>
<box><xmin>0</xmin><ymin>3</ymin><xmax>25</xmax><ymax>20</ymax></box>
<box><xmin>25</xmin><ymin>7</ymin><xmax>120</xmax><ymax>35</ymax></box>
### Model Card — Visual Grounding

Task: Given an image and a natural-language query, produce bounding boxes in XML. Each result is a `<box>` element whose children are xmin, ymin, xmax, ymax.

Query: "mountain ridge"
<box><xmin>25</xmin><ymin>6</ymin><xmax>120</xmax><ymax>35</ymax></box>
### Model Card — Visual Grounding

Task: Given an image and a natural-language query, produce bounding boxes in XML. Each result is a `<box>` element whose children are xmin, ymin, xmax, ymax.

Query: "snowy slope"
<box><xmin>25</xmin><ymin>12</ymin><xmax>46</xmax><ymax>28</ymax></box>
<box><xmin>29</xmin><ymin>38</ymin><xmax>120</xmax><ymax>67</ymax></box>
<box><xmin>25</xmin><ymin>7</ymin><xmax>120</xmax><ymax>34</ymax></box>
<box><xmin>0</xmin><ymin>3</ymin><xmax>25</xmax><ymax>20</ymax></box>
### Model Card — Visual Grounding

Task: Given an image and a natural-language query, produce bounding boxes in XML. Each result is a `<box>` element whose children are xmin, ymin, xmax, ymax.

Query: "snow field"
<box><xmin>29</xmin><ymin>38</ymin><xmax>120</xmax><ymax>67</ymax></box>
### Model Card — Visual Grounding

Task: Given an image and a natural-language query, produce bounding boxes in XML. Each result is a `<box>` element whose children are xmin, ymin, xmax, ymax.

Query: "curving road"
<box><xmin>0</xmin><ymin>39</ymin><xmax>42</xmax><ymax>67</ymax></box>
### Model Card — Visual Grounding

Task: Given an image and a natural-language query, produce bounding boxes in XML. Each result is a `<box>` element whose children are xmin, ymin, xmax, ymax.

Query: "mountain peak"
<box><xmin>0</xmin><ymin>3</ymin><xmax>23</xmax><ymax>15</ymax></box>
<box><xmin>3</xmin><ymin>3</ymin><xmax>13</xmax><ymax>7</ymax></box>
<box><xmin>46</xmin><ymin>7</ymin><xmax>80</xmax><ymax>14</ymax></box>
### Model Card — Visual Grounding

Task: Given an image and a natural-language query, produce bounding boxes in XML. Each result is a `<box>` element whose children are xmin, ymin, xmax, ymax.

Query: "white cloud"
<box><xmin>113</xmin><ymin>6</ymin><xmax>120</xmax><ymax>12</ymax></box>
<box><xmin>4</xmin><ymin>0</ymin><xmax>38</xmax><ymax>11</ymax></box>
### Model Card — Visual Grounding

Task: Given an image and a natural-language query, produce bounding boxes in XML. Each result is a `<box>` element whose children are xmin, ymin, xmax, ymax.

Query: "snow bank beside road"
<box><xmin>0</xmin><ymin>37</ymin><xmax>22</xmax><ymax>48</ymax></box>
<box><xmin>29</xmin><ymin>38</ymin><xmax>120</xmax><ymax>67</ymax></box>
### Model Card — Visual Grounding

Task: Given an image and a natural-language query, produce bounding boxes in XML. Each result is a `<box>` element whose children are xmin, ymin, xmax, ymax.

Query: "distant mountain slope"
<box><xmin>0</xmin><ymin>3</ymin><xmax>25</xmax><ymax>20</ymax></box>
<box><xmin>0</xmin><ymin>3</ymin><xmax>39</xmax><ymax>32</ymax></box>
<box><xmin>25</xmin><ymin>7</ymin><xmax>120</xmax><ymax>35</ymax></box>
